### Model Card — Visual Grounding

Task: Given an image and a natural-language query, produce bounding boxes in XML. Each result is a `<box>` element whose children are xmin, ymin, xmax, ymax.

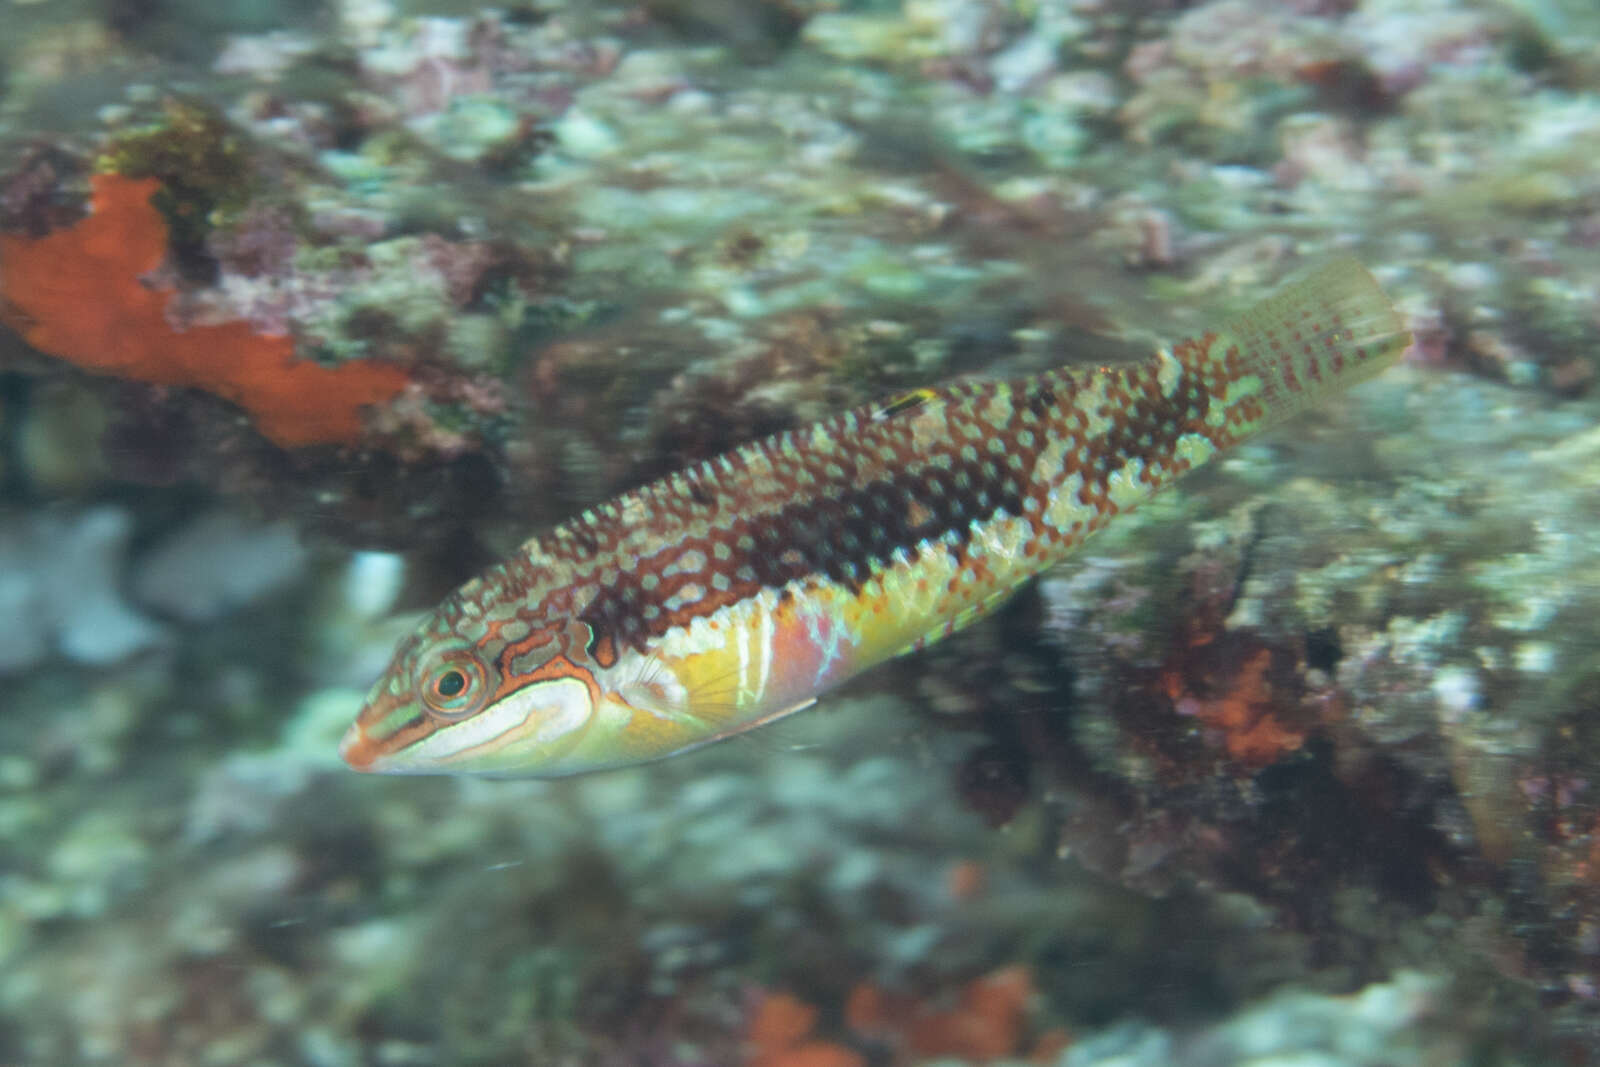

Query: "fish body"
<box><xmin>342</xmin><ymin>259</ymin><xmax>1409</xmax><ymax>776</ymax></box>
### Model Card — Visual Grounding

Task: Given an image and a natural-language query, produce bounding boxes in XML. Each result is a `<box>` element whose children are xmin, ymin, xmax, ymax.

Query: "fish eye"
<box><xmin>418</xmin><ymin>653</ymin><xmax>492</xmax><ymax>720</ymax></box>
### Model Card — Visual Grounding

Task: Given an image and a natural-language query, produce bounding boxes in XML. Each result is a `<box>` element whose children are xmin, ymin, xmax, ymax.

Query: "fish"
<box><xmin>341</xmin><ymin>258</ymin><xmax>1410</xmax><ymax>776</ymax></box>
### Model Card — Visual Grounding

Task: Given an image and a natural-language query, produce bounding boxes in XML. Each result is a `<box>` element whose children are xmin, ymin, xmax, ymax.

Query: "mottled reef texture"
<box><xmin>3</xmin><ymin>0</ymin><xmax>1600</xmax><ymax>1063</ymax></box>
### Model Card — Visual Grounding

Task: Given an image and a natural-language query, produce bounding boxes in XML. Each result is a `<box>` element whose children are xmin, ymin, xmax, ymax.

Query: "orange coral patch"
<box><xmin>0</xmin><ymin>174</ymin><xmax>409</xmax><ymax>447</ymax></box>
<box><xmin>843</xmin><ymin>984</ymin><xmax>887</xmax><ymax>1035</ymax></box>
<box><xmin>746</xmin><ymin>991</ymin><xmax>864</xmax><ymax>1067</ymax></box>
<box><xmin>748</xmin><ymin>992</ymin><xmax>818</xmax><ymax>1056</ymax></box>
<box><xmin>1166</xmin><ymin>647</ymin><xmax>1305</xmax><ymax>768</ymax></box>
<box><xmin>847</xmin><ymin>966</ymin><xmax>1037</xmax><ymax>1064</ymax></box>
<box><xmin>756</xmin><ymin>1044</ymin><xmax>865</xmax><ymax>1067</ymax></box>
<box><xmin>908</xmin><ymin>965</ymin><xmax>1032</xmax><ymax>1061</ymax></box>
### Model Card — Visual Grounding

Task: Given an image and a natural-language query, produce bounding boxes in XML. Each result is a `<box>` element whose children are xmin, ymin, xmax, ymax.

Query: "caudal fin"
<box><xmin>1180</xmin><ymin>258</ymin><xmax>1411</xmax><ymax>440</ymax></box>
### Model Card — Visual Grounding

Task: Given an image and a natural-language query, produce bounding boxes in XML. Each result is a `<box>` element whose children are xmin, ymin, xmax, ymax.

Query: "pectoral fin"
<box><xmin>619</xmin><ymin>680</ymin><xmax>712</xmax><ymax>730</ymax></box>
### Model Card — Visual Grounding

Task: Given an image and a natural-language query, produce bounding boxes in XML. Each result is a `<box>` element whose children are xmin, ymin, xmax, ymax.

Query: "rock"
<box><xmin>132</xmin><ymin>510</ymin><xmax>308</xmax><ymax>623</ymax></box>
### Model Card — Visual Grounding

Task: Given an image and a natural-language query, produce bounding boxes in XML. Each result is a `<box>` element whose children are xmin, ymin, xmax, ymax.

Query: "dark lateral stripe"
<box><xmin>440</xmin><ymin>361</ymin><xmax>1218</xmax><ymax>656</ymax></box>
<box><xmin>575</xmin><ymin>384</ymin><xmax>1044</xmax><ymax>650</ymax></box>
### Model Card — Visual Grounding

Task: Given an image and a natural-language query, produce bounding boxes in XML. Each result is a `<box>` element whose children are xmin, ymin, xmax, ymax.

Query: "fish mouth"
<box><xmin>338</xmin><ymin>721</ymin><xmax>381</xmax><ymax>772</ymax></box>
<box><xmin>342</xmin><ymin>681</ymin><xmax>433</xmax><ymax>774</ymax></box>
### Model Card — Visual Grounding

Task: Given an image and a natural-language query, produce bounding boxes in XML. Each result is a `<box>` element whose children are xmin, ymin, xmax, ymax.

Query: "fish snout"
<box><xmin>339</xmin><ymin>720</ymin><xmax>381</xmax><ymax>772</ymax></box>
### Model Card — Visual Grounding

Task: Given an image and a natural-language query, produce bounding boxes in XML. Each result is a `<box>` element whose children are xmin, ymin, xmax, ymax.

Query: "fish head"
<box><xmin>340</xmin><ymin>565</ymin><xmax>680</xmax><ymax>777</ymax></box>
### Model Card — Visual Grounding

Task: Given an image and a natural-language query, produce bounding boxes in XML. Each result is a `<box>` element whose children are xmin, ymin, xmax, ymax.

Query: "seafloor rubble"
<box><xmin>2</xmin><ymin>0</ymin><xmax>1600</xmax><ymax>1063</ymax></box>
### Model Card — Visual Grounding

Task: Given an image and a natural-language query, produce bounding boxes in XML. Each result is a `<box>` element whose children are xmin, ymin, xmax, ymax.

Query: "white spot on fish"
<box><xmin>1156</xmin><ymin>346</ymin><xmax>1183</xmax><ymax>397</ymax></box>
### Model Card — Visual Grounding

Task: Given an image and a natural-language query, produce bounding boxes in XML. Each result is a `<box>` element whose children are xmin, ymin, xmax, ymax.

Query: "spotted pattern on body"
<box><xmin>343</xmin><ymin>259</ymin><xmax>1410</xmax><ymax>776</ymax></box>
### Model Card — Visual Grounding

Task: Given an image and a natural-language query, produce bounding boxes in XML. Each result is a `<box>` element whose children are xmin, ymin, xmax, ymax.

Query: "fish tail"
<box><xmin>1176</xmin><ymin>257</ymin><xmax>1411</xmax><ymax>443</ymax></box>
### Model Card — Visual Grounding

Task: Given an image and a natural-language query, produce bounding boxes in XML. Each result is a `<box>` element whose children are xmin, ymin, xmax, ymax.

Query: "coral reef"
<box><xmin>0</xmin><ymin>174</ymin><xmax>411</xmax><ymax>448</ymax></box>
<box><xmin>2</xmin><ymin>0</ymin><xmax>1600</xmax><ymax>1062</ymax></box>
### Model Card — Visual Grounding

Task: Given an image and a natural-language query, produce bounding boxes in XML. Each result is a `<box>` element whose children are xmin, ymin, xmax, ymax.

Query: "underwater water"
<box><xmin>3</xmin><ymin>0</ymin><xmax>1600</xmax><ymax>1062</ymax></box>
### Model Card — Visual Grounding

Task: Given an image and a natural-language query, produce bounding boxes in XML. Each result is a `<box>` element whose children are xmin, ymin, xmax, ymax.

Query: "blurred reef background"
<box><xmin>3</xmin><ymin>0</ymin><xmax>1600</xmax><ymax>1063</ymax></box>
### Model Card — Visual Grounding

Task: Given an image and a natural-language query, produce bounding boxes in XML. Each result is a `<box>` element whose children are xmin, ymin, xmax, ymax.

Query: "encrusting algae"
<box><xmin>343</xmin><ymin>259</ymin><xmax>1410</xmax><ymax>776</ymax></box>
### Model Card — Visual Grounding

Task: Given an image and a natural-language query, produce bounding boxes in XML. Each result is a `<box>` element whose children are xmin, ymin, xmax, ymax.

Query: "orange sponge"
<box><xmin>747</xmin><ymin>991</ymin><xmax>865</xmax><ymax>1067</ymax></box>
<box><xmin>0</xmin><ymin>174</ymin><xmax>409</xmax><ymax>447</ymax></box>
